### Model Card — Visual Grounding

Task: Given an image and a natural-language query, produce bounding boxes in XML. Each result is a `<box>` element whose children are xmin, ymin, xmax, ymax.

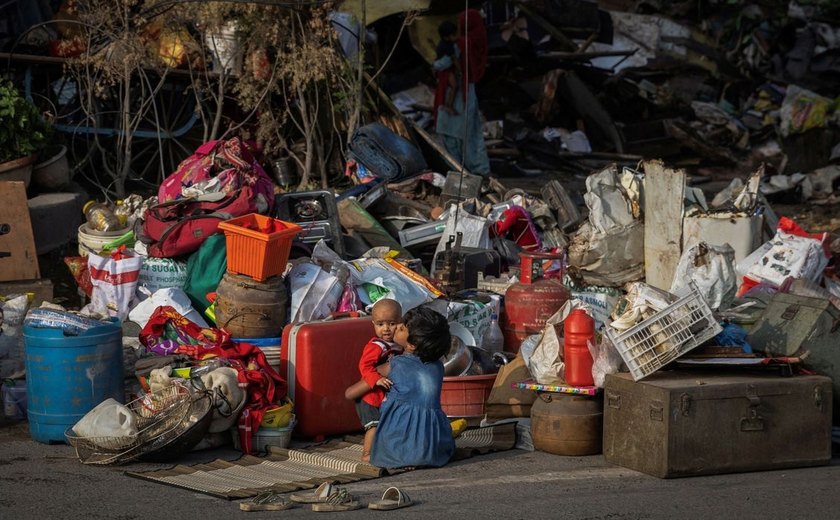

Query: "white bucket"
<box><xmin>205</xmin><ymin>23</ymin><xmax>242</xmax><ymax>75</ymax></box>
<box><xmin>77</xmin><ymin>224</ymin><xmax>129</xmax><ymax>257</ymax></box>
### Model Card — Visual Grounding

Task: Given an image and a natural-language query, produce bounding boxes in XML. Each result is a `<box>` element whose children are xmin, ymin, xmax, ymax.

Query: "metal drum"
<box><xmin>215</xmin><ymin>272</ymin><xmax>287</xmax><ymax>338</ymax></box>
<box><xmin>531</xmin><ymin>392</ymin><xmax>603</xmax><ymax>456</ymax></box>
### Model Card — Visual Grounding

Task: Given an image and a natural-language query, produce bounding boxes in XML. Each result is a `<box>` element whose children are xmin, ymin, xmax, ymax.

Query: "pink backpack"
<box><xmin>158</xmin><ymin>138</ymin><xmax>275</xmax><ymax>213</ymax></box>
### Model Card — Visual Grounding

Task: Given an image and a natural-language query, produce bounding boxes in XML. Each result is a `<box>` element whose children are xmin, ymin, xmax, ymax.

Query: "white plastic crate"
<box><xmin>606</xmin><ymin>282</ymin><xmax>722</xmax><ymax>381</ymax></box>
<box><xmin>231</xmin><ymin>416</ymin><xmax>296</xmax><ymax>453</ymax></box>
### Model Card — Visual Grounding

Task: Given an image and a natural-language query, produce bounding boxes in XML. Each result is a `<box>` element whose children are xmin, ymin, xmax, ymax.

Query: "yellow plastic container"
<box><xmin>261</xmin><ymin>399</ymin><xmax>294</xmax><ymax>428</ymax></box>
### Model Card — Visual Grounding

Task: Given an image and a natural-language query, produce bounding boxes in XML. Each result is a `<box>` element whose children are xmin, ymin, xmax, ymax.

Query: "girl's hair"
<box><xmin>404</xmin><ymin>307</ymin><xmax>451</xmax><ymax>363</ymax></box>
<box><xmin>438</xmin><ymin>20</ymin><xmax>457</xmax><ymax>39</ymax></box>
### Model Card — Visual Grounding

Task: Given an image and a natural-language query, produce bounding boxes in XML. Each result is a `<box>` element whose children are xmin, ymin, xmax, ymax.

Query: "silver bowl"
<box><xmin>442</xmin><ymin>323</ymin><xmax>475</xmax><ymax>377</ymax></box>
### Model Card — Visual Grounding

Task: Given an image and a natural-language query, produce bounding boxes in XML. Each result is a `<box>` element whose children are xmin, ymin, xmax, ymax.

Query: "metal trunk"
<box><xmin>603</xmin><ymin>371</ymin><xmax>832</xmax><ymax>478</ymax></box>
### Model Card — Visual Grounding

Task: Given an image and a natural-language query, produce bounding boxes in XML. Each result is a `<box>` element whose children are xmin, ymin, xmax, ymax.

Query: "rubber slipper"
<box><xmin>311</xmin><ymin>488</ymin><xmax>361</xmax><ymax>512</ymax></box>
<box><xmin>239</xmin><ymin>491</ymin><xmax>294</xmax><ymax>511</ymax></box>
<box><xmin>289</xmin><ymin>482</ymin><xmax>335</xmax><ymax>504</ymax></box>
<box><xmin>368</xmin><ymin>486</ymin><xmax>413</xmax><ymax>511</ymax></box>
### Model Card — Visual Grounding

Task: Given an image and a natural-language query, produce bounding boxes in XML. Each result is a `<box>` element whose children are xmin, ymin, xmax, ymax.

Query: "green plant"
<box><xmin>0</xmin><ymin>80</ymin><xmax>50</xmax><ymax>163</ymax></box>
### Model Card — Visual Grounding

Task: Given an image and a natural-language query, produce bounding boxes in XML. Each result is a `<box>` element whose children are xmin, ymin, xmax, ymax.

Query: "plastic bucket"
<box><xmin>24</xmin><ymin>323</ymin><xmax>124</xmax><ymax>444</ymax></box>
<box><xmin>77</xmin><ymin>224</ymin><xmax>129</xmax><ymax>257</ymax></box>
<box><xmin>233</xmin><ymin>336</ymin><xmax>281</xmax><ymax>373</ymax></box>
<box><xmin>232</xmin><ymin>416</ymin><xmax>296</xmax><ymax>453</ymax></box>
<box><xmin>440</xmin><ymin>374</ymin><xmax>496</xmax><ymax>418</ymax></box>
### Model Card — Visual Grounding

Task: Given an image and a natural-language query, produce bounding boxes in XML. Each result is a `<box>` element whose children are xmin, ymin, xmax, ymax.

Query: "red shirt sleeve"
<box><xmin>359</xmin><ymin>340</ymin><xmax>383</xmax><ymax>389</ymax></box>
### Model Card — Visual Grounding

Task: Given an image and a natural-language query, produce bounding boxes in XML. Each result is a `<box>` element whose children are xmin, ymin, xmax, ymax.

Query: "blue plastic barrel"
<box><xmin>24</xmin><ymin>323</ymin><xmax>124</xmax><ymax>444</ymax></box>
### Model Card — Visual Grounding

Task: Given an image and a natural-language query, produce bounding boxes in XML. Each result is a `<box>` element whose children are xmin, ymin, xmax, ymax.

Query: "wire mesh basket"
<box><xmin>606</xmin><ymin>282</ymin><xmax>722</xmax><ymax>381</ymax></box>
<box><xmin>65</xmin><ymin>380</ymin><xmax>197</xmax><ymax>465</ymax></box>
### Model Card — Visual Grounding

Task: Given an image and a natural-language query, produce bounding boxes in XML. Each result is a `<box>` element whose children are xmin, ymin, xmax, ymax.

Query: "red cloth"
<box><xmin>457</xmin><ymin>9</ymin><xmax>488</xmax><ymax>94</ymax></box>
<box><xmin>358</xmin><ymin>338</ymin><xmax>401</xmax><ymax>408</ymax></box>
<box><xmin>494</xmin><ymin>206</ymin><xmax>542</xmax><ymax>252</ymax></box>
<box><xmin>433</xmin><ymin>68</ymin><xmax>452</xmax><ymax>124</ymax></box>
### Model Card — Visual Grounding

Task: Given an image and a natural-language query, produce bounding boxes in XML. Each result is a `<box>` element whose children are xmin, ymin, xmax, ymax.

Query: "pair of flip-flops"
<box><xmin>239</xmin><ymin>483</ymin><xmax>413</xmax><ymax>512</ymax></box>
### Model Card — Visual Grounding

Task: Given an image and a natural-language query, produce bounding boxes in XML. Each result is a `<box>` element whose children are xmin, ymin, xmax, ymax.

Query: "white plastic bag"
<box><xmin>447</xmin><ymin>300</ymin><xmax>494</xmax><ymax>347</ymax></box>
<box><xmin>518</xmin><ymin>333</ymin><xmax>542</xmax><ymax>368</ymax></box>
<box><xmin>528</xmin><ymin>323</ymin><xmax>565</xmax><ymax>385</ymax></box>
<box><xmin>432</xmin><ymin>206</ymin><xmax>492</xmax><ymax>271</ymax></box>
<box><xmin>72</xmin><ymin>398</ymin><xmax>138</xmax><ymax>447</ymax></box>
<box><xmin>88</xmin><ymin>250</ymin><xmax>143</xmax><ymax>322</ymax></box>
<box><xmin>526</xmin><ymin>305</ymin><xmax>572</xmax><ymax>385</ymax></box>
<box><xmin>670</xmin><ymin>242</ymin><xmax>737</xmax><ymax>310</ymax></box>
<box><xmin>288</xmin><ymin>262</ymin><xmax>342</xmax><ymax>323</ymax></box>
<box><xmin>587</xmin><ymin>336</ymin><xmax>623</xmax><ymax>388</ymax></box>
<box><xmin>569</xmin><ymin>166</ymin><xmax>645</xmax><ymax>287</ymax></box>
<box><xmin>743</xmin><ymin>231</ymin><xmax>828</xmax><ymax>287</ymax></box>
<box><xmin>355</xmin><ymin>258</ymin><xmax>437</xmax><ymax>312</ymax></box>
<box><xmin>128</xmin><ymin>287</ymin><xmax>209</xmax><ymax>329</ymax></box>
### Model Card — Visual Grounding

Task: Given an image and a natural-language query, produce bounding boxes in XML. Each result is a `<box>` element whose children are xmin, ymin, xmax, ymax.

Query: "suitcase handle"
<box><xmin>325</xmin><ymin>311</ymin><xmax>368</xmax><ymax>320</ymax></box>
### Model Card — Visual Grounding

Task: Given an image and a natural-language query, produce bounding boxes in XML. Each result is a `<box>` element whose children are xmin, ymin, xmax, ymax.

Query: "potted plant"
<box><xmin>32</xmin><ymin>144</ymin><xmax>71</xmax><ymax>191</ymax></box>
<box><xmin>0</xmin><ymin>80</ymin><xmax>50</xmax><ymax>187</ymax></box>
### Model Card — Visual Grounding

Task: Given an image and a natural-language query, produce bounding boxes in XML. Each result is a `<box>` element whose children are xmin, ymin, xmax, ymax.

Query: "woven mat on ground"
<box><xmin>126</xmin><ymin>422</ymin><xmax>517</xmax><ymax>500</ymax></box>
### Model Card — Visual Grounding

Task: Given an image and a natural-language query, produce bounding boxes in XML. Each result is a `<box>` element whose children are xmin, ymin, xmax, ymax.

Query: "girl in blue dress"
<box><xmin>370</xmin><ymin>307</ymin><xmax>455</xmax><ymax>468</ymax></box>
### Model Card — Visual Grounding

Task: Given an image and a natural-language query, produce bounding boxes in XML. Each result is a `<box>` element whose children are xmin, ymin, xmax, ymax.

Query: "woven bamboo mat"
<box><xmin>126</xmin><ymin>422</ymin><xmax>517</xmax><ymax>499</ymax></box>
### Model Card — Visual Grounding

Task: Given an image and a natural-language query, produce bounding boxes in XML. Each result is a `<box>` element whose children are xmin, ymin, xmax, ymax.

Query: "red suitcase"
<box><xmin>280</xmin><ymin>314</ymin><xmax>375</xmax><ymax>439</ymax></box>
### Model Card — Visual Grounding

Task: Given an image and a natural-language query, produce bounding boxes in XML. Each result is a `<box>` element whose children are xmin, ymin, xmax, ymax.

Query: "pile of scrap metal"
<box><xmin>371</xmin><ymin>0</ymin><xmax>839</xmax><ymax>189</ymax></box>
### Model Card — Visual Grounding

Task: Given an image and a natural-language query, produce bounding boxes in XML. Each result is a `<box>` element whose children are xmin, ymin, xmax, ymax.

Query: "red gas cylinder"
<box><xmin>563</xmin><ymin>309</ymin><xmax>595</xmax><ymax>387</ymax></box>
<box><xmin>502</xmin><ymin>252</ymin><xmax>570</xmax><ymax>352</ymax></box>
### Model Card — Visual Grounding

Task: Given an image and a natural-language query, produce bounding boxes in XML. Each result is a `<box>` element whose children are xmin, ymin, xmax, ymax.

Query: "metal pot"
<box><xmin>442</xmin><ymin>323</ymin><xmax>475</xmax><ymax>377</ymax></box>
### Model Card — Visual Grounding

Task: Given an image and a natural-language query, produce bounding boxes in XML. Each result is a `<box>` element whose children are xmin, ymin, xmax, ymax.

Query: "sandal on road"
<box><xmin>368</xmin><ymin>487</ymin><xmax>413</xmax><ymax>511</ymax></box>
<box><xmin>239</xmin><ymin>491</ymin><xmax>294</xmax><ymax>511</ymax></box>
<box><xmin>311</xmin><ymin>488</ymin><xmax>361</xmax><ymax>512</ymax></box>
<box><xmin>289</xmin><ymin>482</ymin><xmax>336</xmax><ymax>504</ymax></box>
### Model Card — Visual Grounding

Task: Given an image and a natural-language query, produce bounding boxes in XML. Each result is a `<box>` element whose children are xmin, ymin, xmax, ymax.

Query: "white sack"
<box><xmin>288</xmin><ymin>262</ymin><xmax>343</xmax><ymax>323</ymax></box>
<box><xmin>128</xmin><ymin>287</ymin><xmax>209</xmax><ymax>329</ymax></box>
<box><xmin>670</xmin><ymin>242</ymin><xmax>737</xmax><ymax>311</ymax></box>
<box><xmin>568</xmin><ymin>166</ymin><xmax>645</xmax><ymax>287</ymax></box>
<box><xmin>88</xmin><ymin>251</ymin><xmax>144</xmax><ymax>322</ymax></box>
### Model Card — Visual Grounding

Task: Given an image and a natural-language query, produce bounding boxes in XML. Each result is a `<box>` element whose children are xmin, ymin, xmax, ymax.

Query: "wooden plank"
<box><xmin>0</xmin><ymin>181</ymin><xmax>40</xmax><ymax>281</ymax></box>
<box><xmin>513</xmin><ymin>1</ymin><xmax>578</xmax><ymax>52</ymax></box>
<box><xmin>643</xmin><ymin>160</ymin><xmax>685</xmax><ymax>290</ymax></box>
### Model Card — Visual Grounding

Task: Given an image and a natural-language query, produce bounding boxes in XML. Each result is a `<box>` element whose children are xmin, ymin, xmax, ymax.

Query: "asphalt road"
<box><xmin>1</xmin><ymin>421</ymin><xmax>839</xmax><ymax>520</ymax></box>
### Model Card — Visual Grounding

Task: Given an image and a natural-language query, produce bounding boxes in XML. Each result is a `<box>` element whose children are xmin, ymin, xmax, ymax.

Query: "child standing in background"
<box><xmin>346</xmin><ymin>298</ymin><xmax>403</xmax><ymax>463</ymax></box>
<box><xmin>370</xmin><ymin>306</ymin><xmax>455</xmax><ymax>469</ymax></box>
